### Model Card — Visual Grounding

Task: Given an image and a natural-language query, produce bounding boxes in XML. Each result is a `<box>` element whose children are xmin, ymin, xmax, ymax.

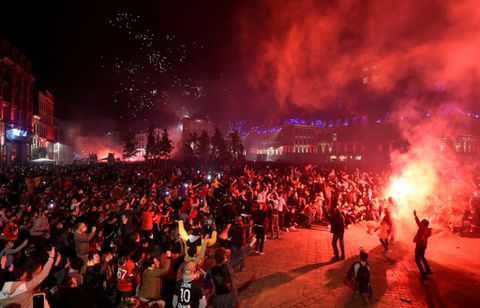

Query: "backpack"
<box><xmin>344</xmin><ymin>262</ymin><xmax>358</xmax><ymax>290</ymax></box>
<box><xmin>211</xmin><ymin>264</ymin><xmax>232</xmax><ymax>295</ymax></box>
<box><xmin>347</xmin><ymin>262</ymin><xmax>357</xmax><ymax>280</ymax></box>
<box><xmin>355</xmin><ymin>262</ymin><xmax>370</xmax><ymax>287</ymax></box>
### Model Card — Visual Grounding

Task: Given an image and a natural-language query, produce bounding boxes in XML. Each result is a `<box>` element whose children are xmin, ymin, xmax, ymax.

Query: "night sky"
<box><xmin>2</xmin><ymin>0</ymin><xmax>480</xmax><ymax>136</ymax></box>
<box><xmin>1</xmin><ymin>0</ymin><xmax>250</xmax><ymax>134</ymax></box>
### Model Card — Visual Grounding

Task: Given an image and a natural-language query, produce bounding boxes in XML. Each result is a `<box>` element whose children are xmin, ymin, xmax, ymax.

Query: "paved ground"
<box><xmin>233</xmin><ymin>223</ymin><xmax>480</xmax><ymax>308</ymax></box>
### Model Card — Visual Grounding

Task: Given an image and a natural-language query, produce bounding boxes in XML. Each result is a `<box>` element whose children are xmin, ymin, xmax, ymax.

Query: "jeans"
<box><xmin>278</xmin><ymin>211</ymin><xmax>284</xmax><ymax>230</ymax></box>
<box><xmin>284</xmin><ymin>212</ymin><xmax>291</xmax><ymax>228</ymax></box>
<box><xmin>415</xmin><ymin>245</ymin><xmax>431</xmax><ymax>276</ymax></box>
<box><xmin>253</xmin><ymin>225</ymin><xmax>265</xmax><ymax>252</ymax></box>
<box><xmin>230</xmin><ymin>245</ymin><xmax>244</xmax><ymax>270</ymax></box>
<box><xmin>380</xmin><ymin>238</ymin><xmax>389</xmax><ymax>251</ymax></box>
<box><xmin>332</xmin><ymin>233</ymin><xmax>345</xmax><ymax>258</ymax></box>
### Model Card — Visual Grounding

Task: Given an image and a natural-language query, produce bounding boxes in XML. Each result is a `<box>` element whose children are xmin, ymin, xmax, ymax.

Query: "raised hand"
<box><xmin>0</xmin><ymin>255</ymin><xmax>6</xmax><ymax>269</ymax></box>
<box><xmin>55</xmin><ymin>252</ymin><xmax>62</xmax><ymax>266</ymax></box>
<box><xmin>48</xmin><ymin>247</ymin><xmax>56</xmax><ymax>259</ymax></box>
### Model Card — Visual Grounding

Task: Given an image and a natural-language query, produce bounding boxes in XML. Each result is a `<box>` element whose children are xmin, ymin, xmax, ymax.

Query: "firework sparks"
<box><xmin>105</xmin><ymin>13</ymin><xmax>205</xmax><ymax>120</ymax></box>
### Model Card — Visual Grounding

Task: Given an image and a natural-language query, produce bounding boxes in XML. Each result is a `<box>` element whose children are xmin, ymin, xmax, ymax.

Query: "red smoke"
<box><xmin>237</xmin><ymin>0</ymin><xmax>480</xmax><ymax>233</ymax></box>
<box><xmin>74</xmin><ymin>135</ymin><xmax>123</xmax><ymax>161</ymax></box>
<box><xmin>237</xmin><ymin>0</ymin><xmax>480</xmax><ymax>111</ymax></box>
<box><xmin>386</xmin><ymin>106</ymin><xmax>477</xmax><ymax>228</ymax></box>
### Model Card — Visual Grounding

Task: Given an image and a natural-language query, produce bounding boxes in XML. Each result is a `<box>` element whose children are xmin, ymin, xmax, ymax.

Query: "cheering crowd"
<box><xmin>0</xmin><ymin>162</ymin><xmax>478</xmax><ymax>307</ymax></box>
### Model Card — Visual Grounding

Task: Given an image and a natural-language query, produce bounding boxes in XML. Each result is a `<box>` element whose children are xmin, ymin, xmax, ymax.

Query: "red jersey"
<box><xmin>1</xmin><ymin>223</ymin><xmax>18</xmax><ymax>240</ymax></box>
<box><xmin>116</xmin><ymin>260</ymin><xmax>135</xmax><ymax>292</ymax></box>
<box><xmin>141</xmin><ymin>211</ymin><xmax>154</xmax><ymax>231</ymax></box>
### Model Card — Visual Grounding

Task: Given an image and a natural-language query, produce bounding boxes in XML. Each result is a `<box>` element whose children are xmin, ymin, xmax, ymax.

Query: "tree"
<box><xmin>197</xmin><ymin>130</ymin><xmax>210</xmax><ymax>162</ymax></box>
<box><xmin>159</xmin><ymin>129</ymin><xmax>174</xmax><ymax>160</ymax></box>
<box><xmin>122</xmin><ymin>131</ymin><xmax>138</xmax><ymax>160</ymax></box>
<box><xmin>228</xmin><ymin>130</ymin><xmax>245</xmax><ymax>161</ymax></box>
<box><xmin>154</xmin><ymin>130</ymin><xmax>162</xmax><ymax>160</ymax></box>
<box><xmin>145</xmin><ymin>124</ymin><xmax>156</xmax><ymax>160</ymax></box>
<box><xmin>210</xmin><ymin>127</ymin><xmax>229</xmax><ymax>161</ymax></box>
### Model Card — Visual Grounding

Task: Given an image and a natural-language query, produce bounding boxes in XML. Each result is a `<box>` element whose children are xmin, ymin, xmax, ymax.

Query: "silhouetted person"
<box><xmin>327</xmin><ymin>207</ymin><xmax>345</xmax><ymax>261</ymax></box>
<box><xmin>413</xmin><ymin>210</ymin><xmax>432</xmax><ymax>282</ymax></box>
<box><xmin>376</xmin><ymin>208</ymin><xmax>393</xmax><ymax>253</ymax></box>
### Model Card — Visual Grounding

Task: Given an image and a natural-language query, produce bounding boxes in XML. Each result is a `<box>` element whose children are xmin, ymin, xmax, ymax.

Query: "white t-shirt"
<box><xmin>257</xmin><ymin>191</ymin><xmax>267</xmax><ymax>203</ymax></box>
<box><xmin>271</xmin><ymin>199</ymin><xmax>279</xmax><ymax>211</ymax></box>
<box><xmin>278</xmin><ymin>197</ymin><xmax>286</xmax><ymax>212</ymax></box>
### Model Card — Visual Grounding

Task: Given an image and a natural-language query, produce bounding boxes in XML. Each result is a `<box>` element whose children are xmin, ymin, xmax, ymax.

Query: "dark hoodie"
<box><xmin>413</xmin><ymin>216</ymin><xmax>431</xmax><ymax>247</ymax></box>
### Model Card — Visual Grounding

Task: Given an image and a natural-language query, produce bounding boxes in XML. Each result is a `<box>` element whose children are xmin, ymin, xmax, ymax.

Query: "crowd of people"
<box><xmin>0</xmin><ymin>162</ymin><xmax>478</xmax><ymax>307</ymax></box>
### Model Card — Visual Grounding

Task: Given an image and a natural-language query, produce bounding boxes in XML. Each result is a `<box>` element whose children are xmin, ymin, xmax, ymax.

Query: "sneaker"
<box><xmin>331</xmin><ymin>256</ymin><xmax>339</xmax><ymax>261</ymax></box>
<box><xmin>254</xmin><ymin>250</ymin><xmax>260</xmax><ymax>254</ymax></box>
<box><xmin>419</xmin><ymin>276</ymin><xmax>428</xmax><ymax>282</ymax></box>
<box><xmin>259</xmin><ymin>252</ymin><xmax>265</xmax><ymax>255</ymax></box>
<box><xmin>425</xmin><ymin>270</ymin><xmax>433</xmax><ymax>275</ymax></box>
<box><xmin>339</xmin><ymin>256</ymin><xmax>345</xmax><ymax>260</ymax></box>
<box><xmin>285</xmin><ymin>228</ymin><xmax>290</xmax><ymax>232</ymax></box>
<box><xmin>249</xmin><ymin>236</ymin><xmax>257</xmax><ymax>248</ymax></box>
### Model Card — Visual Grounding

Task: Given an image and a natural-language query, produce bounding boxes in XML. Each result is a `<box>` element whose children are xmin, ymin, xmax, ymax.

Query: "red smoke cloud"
<box><xmin>237</xmin><ymin>0</ymin><xmax>480</xmax><ymax>112</ymax></box>
<box><xmin>74</xmin><ymin>135</ymin><xmax>123</xmax><ymax>160</ymax></box>
<box><xmin>386</xmin><ymin>105</ymin><xmax>478</xmax><ymax>229</ymax></box>
<box><xmin>237</xmin><ymin>0</ymin><xmax>480</xmax><ymax>233</ymax></box>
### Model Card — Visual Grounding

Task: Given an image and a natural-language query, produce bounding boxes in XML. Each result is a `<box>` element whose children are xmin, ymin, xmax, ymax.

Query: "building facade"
<box><xmin>52</xmin><ymin>118</ymin><xmax>74</xmax><ymax>163</ymax></box>
<box><xmin>32</xmin><ymin>90</ymin><xmax>55</xmax><ymax>159</ymax></box>
<box><xmin>0</xmin><ymin>41</ymin><xmax>35</xmax><ymax>164</ymax></box>
<box><xmin>244</xmin><ymin>124</ymin><xmax>326</xmax><ymax>163</ymax></box>
<box><xmin>243</xmin><ymin>112</ymin><xmax>480</xmax><ymax>168</ymax></box>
